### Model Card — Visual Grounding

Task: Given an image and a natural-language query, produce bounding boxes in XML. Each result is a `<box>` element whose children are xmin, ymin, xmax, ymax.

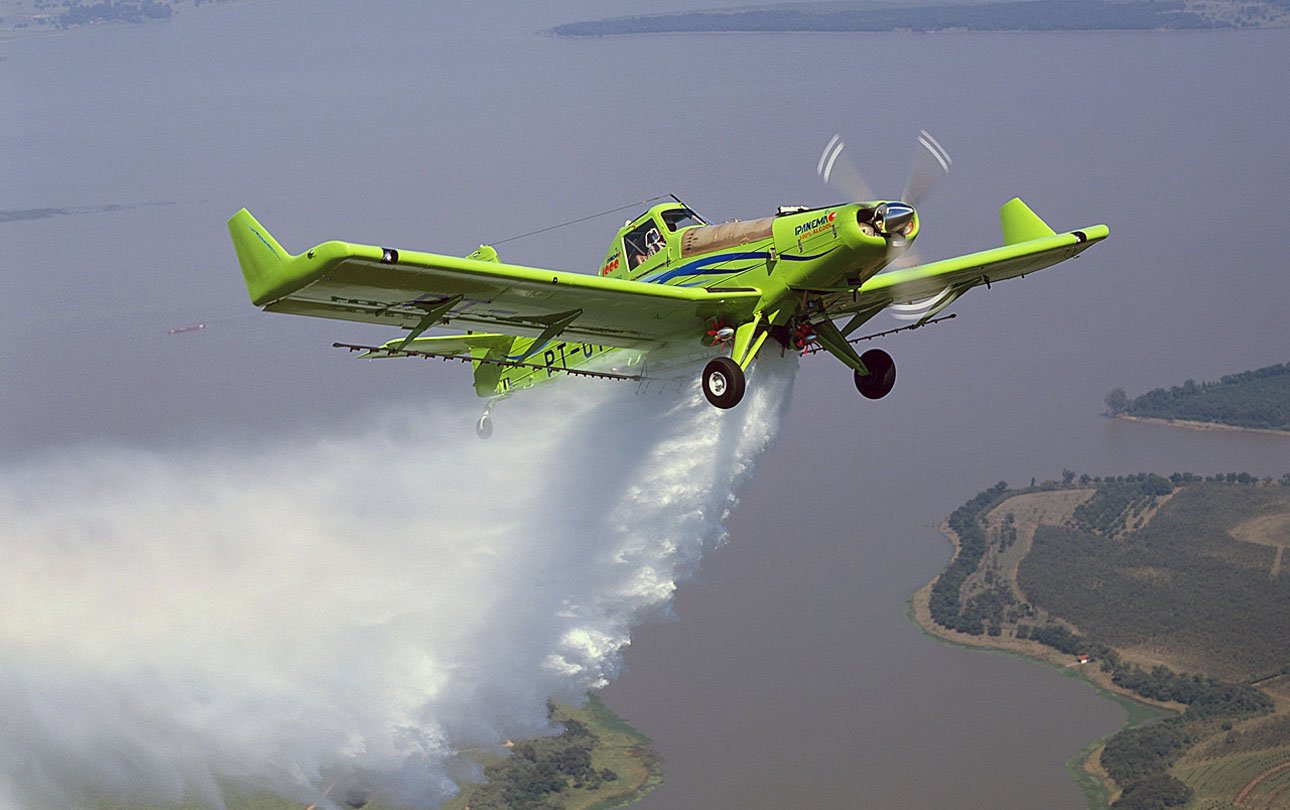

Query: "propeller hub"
<box><xmin>858</xmin><ymin>202</ymin><xmax>918</xmax><ymax>240</ymax></box>
<box><xmin>875</xmin><ymin>202</ymin><xmax>916</xmax><ymax>237</ymax></box>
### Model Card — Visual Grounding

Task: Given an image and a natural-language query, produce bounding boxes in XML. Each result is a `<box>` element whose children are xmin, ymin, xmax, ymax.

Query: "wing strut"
<box><xmin>393</xmin><ymin>295</ymin><xmax>463</xmax><ymax>350</ymax></box>
<box><xmin>514</xmin><ymin>309</ymin><xmax>583</xmax><ymax>361</ymax></box>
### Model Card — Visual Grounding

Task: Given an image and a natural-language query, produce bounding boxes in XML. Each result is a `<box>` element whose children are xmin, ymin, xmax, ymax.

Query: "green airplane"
<box><xmin>229</xmin><ymin>137</ymin><xmax>1106</xmax><ymax>437</ymax></box>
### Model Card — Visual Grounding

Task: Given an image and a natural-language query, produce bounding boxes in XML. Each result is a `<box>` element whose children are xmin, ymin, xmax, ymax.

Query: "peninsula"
<box><xmin>911</xmin><ymin>474</ymin><xmax>1290</xmax><ymax>807</ymax></box>
<box><xmin>92</xmin><ymin>696</ymin><xmax>661</xmax><ymax>810</ymax></box>
<box><xmin>1106</xmin><ymin>361</ymin><xmax>1290</xmax><ymax>435</ymax></box>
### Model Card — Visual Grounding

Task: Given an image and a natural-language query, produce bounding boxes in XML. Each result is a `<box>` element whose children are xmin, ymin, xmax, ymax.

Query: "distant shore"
<box><xmin>0</xmin><ymin>0</ymin><xmax>262</xmax><ymax>43</ymax></box>
<box><xmin>552</xmin><ymin>1</ymin><xmax>1290</xmax><ymax>37</ymax></box>
<box><xmin>1113</xmin><ymin>413</ymin><xmax>1290</xmax><ymax>438</ymax></box>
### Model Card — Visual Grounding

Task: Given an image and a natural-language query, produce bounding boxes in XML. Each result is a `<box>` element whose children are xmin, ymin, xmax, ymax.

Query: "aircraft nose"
<box><xmin>877</xmin><ymin>202</ymin><xmax>916</xmax><ymax>237</ymax></box>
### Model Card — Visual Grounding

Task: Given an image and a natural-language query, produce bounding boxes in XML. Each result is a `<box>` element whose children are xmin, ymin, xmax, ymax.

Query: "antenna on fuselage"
<box><xmin>491</xmin><ymin>195</ymin><xmax>672</xmax><ymax>246</ymax></box>
<box><xmin>668</xmin><ymin>193</ymin><xmax>710</xmax><ymax>225</ymax></box>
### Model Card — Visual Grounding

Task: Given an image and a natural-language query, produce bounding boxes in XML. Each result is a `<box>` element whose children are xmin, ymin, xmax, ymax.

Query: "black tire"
<box><xmin>854</xmin><ymin>348</ymin><xmax>896</xmax><ymax>400</ymax></box>
<box><xmin>702</xmin><ymin>356</ymin><xmax>746</xmax><ymax>409</ymax></box>
<box><xmin>475</xmin><ymin>414</ymin><xmax>494</xmax><ymax>439</ymax></box>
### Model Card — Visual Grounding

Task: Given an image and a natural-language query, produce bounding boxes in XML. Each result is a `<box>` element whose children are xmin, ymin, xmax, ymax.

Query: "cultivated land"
<box><xmin>911</xmin><ymin>476</ymin><xmax>1290</xmax><ymax>808</ymax></box>
<box><xmin>92</xmin><ymin>696</ymin><xmax>660</xmax><ymax>810</ymax></box>
<box><xmin>553</xmin><ymin>0</ymin><xmax>1290</xmax><ymax>36</ymax></box>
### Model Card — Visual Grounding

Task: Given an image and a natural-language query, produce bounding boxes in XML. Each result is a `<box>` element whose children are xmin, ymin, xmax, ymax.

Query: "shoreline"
<box><xmin>1113</xmin><ymin>413</ymin><xmax>1290</xmax><ymax>437</ymax></box>
<box><xmin>907</xmin><ymin>519</ymin><xmax>1177</xmax><ymax>805</ymax></box>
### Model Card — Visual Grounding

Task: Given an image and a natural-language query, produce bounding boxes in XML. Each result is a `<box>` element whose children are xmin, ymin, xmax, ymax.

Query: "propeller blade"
<box><xmin>817</xmin><ymin>134</ymin><xmax>871</xmax><ymax>203</ymax></box>
<box><xmin>889</xmin><ymin>286</ymin><xmax>953</xmax><ymax>321</ymax></box>
<box><xmin>902</xmin><ymin>129</ymin><xmax>952</xmax><ymax>207</ymax></box>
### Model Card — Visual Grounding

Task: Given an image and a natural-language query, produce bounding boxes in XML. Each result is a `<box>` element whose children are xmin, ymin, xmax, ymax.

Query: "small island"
<box><xmin>91</xmin><ymin>695</ymin><xmax>661</xmax><ymax>810</ymax></box>
<box><xmin>1105</xmin><ymin>361</ymin><xmax>1290</xmax><ymax>435</ymax></box>
<box><xmin>911</xmin><ymin>474</ymin><xmax>1290</xmax><ymax>807</ymax></box>
<box><xmin>442</xmin><ymin>695</ymin><xmax>662</xmax><ymax>810</ymax></box>
<box><xmin>553</xmin><ymin>0</ymin><xmax>1290</xmax><ymax>36</ymax></box>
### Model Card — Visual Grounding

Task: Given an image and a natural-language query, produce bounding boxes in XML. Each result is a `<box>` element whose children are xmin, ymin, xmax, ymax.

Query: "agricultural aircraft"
<box><xmin>228</xmin><ymin>133</ymin><xmax>1107</xmax><ymax>436</ymax></box>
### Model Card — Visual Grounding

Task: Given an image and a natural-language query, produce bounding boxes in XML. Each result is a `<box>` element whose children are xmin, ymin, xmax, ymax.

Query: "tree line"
<box><xmin>1106</xmin><ymin>360</ymin><xmax>1290</xmax><ymax>430</ymax></box>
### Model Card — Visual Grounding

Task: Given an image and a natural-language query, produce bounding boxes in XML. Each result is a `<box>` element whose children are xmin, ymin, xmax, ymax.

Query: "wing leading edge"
<box><xmin>228</xmin><ymin>209</ymin><xmax>761</xmax><ymax>349</ymax></box>
<box><xmin>804</xmin><ymin>199</ymin><xmax>1108</xmax><ymax>329</ymax></box>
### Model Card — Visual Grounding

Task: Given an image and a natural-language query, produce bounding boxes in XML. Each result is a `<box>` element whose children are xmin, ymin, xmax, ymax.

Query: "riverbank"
<box><xmin>911</xmin><ymin>480</ymin><xmax>1290</xmax><ymax>806</ymax></box>
<box><xmin>908</xmin><ymin>515</ymin><xmax>1176</xmax><ymax>805</ymax></box>
<box><xmin>1114</xmin><ymin>413</ymin><xmax>1290</xmax><ymax>438</ymax></box>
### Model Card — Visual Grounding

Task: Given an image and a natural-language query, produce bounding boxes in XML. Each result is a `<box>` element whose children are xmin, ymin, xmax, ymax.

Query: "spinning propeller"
<box><xmin>816</xmin><ymin>129</ymin><xmax>952</xmax><ymax>267</ymax></box>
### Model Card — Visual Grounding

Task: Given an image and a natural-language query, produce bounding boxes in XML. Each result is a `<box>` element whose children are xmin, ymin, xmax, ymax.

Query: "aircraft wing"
<box><xmin>805</xmin><ymin>199</ymin><xmax>1109</xmax><ymax>328</ymax></box>
<box><xmin>228</xmin><ymin>210</ymin><xmax>760</xmax><ymax>349</ymax></box>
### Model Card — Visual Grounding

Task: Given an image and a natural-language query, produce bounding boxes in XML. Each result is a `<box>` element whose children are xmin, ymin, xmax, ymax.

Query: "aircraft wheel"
<box><xmin>475</xmin><ymin>413</ymin><xmax>494</xmax><ymax>439</ymax></box>
<box><xmin>702</xmin><ymin>357</ymin><xmax>746</xmax><ymax>409</ymax></box>
<box><xmin>854</xmin><ymin>349</ymin><xmax>896</xmax><ymax>400</ymax></box>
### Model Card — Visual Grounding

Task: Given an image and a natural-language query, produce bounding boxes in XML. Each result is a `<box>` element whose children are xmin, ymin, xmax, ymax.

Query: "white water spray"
<box><xmin>0</xmin><ymin>354</ymin><xmax>796</xmax><ymax>808</ymax></box>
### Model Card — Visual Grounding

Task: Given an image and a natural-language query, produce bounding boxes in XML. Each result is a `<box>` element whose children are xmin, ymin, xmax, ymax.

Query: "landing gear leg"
<box><xmin>702</xmin><ymin>356</ymin><xmax>746</xmax><ymax>409</ymax></box>
<box><xmin>853</xmin><ymin>348</ymin><xmax>896</xmax><ymax>399</ymax></box>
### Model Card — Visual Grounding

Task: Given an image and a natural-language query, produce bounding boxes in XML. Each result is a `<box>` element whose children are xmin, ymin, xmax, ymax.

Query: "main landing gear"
<box><xmin>702</xmin><ymin>356</ymin><xmax>746</xmax><ymax>409</ymax></box>
<box><xmin>853</xmin><ymin>348</ymin><xmax>896</xmax><ymax>400</ymax></box>
<box><xmin>700</xmin><ymin>347</ymin><xmax>896</xmax><ymax>410</ymax></box>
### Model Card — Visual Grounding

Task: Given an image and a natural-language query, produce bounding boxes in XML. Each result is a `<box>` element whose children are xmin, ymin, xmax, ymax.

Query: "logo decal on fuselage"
<box><xmin>794</xmin><ymin>210</ymin><xmax>837</xmax><ymax>242</ymax></box>
<box><xmin>601</xmin><ymin>252</ymin><xmax>621</xmax><ymax>276</ymax></box>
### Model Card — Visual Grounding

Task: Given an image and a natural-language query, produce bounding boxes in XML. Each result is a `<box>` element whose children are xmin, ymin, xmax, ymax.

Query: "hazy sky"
<box><xmin>2</xmin><ymin>3</ymin><xmax>1288</xmax><ymax>808</ymax></box>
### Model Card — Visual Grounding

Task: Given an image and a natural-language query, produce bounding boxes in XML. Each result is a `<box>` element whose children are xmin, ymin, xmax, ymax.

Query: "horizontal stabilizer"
<box><xmin>999</xmin><ymin>198</ymin><xmax>1056</xmax><ymax>246</ymax></box>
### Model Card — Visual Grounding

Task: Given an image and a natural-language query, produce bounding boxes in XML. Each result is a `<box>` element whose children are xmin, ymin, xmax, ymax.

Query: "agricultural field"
<box><xmin>915</xmin><ymin>475</ymin><xmax>1290</xmax><ymax>807</ymax></box>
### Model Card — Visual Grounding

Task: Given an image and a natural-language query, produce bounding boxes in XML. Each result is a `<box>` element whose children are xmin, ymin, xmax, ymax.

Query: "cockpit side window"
<box><xmin>661</xmin><ymin>208</ymin><xmax>702</xmax><ymax>232</ymax></box>
<box><xmin>623</xmin><ymin>219</ymin><xmax>666</xmax><ymax>270</ymax></box>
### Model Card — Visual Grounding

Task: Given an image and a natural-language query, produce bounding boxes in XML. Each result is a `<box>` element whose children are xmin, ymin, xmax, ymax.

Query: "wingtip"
<box><xmin>999</xmin><ymin>198</ymin><xmax>1057</xmax><ymax>246</ymax></box>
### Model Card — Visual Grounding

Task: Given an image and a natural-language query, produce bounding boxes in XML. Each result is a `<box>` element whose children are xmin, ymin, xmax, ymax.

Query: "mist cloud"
<box><xmin>0</xmin><ymin>354</ymin><xmax>796</xmax><ymax>808</ymax></box>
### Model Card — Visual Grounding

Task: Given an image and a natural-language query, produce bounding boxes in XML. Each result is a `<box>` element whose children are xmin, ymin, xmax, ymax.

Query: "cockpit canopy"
<box><xmin>605</xmin><ymin>202</ymin><xmax>707</xmax><ymax>278</ymax></box>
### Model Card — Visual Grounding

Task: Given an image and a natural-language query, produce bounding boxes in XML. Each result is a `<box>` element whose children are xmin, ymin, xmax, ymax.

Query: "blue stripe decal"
<box><xmin>640</xmin><ymin>247</ymin><xmax>835</xmax><ymax>285</ymax></box>
<box><xmin>250</xmin><ymin>227</ymin><xmax>278</xmax><ymax>257</ymax></box>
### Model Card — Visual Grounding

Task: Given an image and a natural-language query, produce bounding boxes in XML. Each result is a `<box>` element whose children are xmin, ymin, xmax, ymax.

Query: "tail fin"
<box><xmin>228</xmin><ymin>208</ymin><xmax>295</xmax><ymax>306</ymax></box>
<box><xmin>999</xmin><ymin>198</ymin><xmax>1056</xmax><ymax>246</ymax></box>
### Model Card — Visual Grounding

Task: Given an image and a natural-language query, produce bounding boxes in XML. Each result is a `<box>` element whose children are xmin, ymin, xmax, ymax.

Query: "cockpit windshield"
<box><xmin>623</xmin><ymin>219</ymin><xmax>666</xmax><ymax>269</ymax></box>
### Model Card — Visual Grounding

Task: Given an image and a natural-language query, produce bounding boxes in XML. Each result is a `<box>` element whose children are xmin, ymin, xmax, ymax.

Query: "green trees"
<box><xmin>464</xmin><ymin>716</ymin><xmax>607</xmax><ymax>810</ymax></box>
<box><xmin>927</xmin><ymin>482</ymin><xmax>1009</xmax><ymax>635</ymax></box>
<box><xmin>1106</xmin><ymin>387</ymin><xmax>1131</xmax><ymax>415</ymax></box>
<box><xmin>1115</xmin><ymin>361</ymin><xmax>1290</xmax><ymax>430</ymax></box>
<box><xmin>1111</xmin><ymin>773</ymin><xmax>1193</xmax><ymax>808</ymax></box>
